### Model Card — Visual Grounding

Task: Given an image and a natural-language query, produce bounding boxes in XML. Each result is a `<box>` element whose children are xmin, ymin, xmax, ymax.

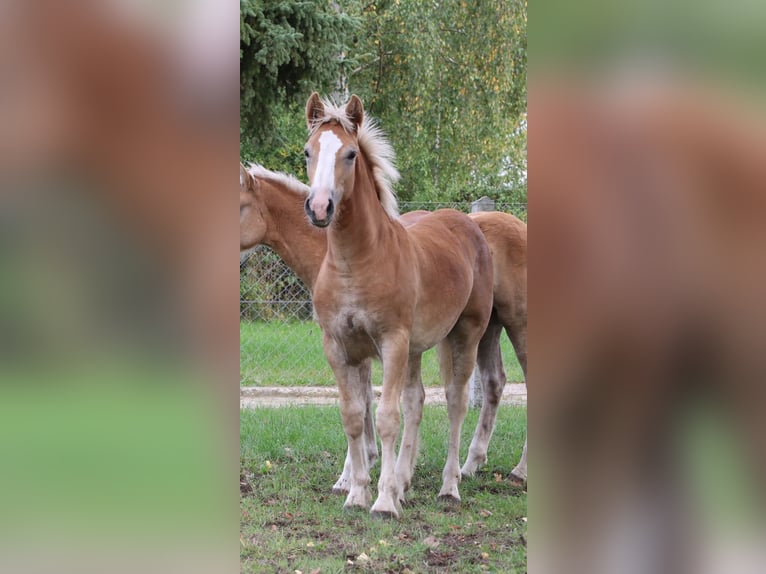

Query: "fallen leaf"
<box><xmin>309</xmin><ymin>569</ymin><xmax>321</xmax><ymax>574</ymax></box>
<box><xmin>494</xmin><ymin>473</ymin><xmax>503</xmax><ymax>483</ymax></box>
<box><xmin>481</xmin><ymin>552</ymin><xmax>490</xmax><ymax>559</ymax></box>
<box><xmin>378</xmin><ymin>539</ymin><xmax>390</xmax><ymax>547</ymax></box>
<box><xmin>356</xmin><ymin>552</ymin><xmax>370</xmax><ymax>563</ymax></box>
<box><xmin>306</xmin><ymin>541</ymin><xmax>315</xmax><ymax>547</ymax></box>
<box><xmin>479</xmin><ymin>509</ymin><xmax>493</xmax><ymax>517</ymax></box>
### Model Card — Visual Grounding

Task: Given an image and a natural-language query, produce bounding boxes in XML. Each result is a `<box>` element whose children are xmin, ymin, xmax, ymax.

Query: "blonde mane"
<box><xmin>247</xmin><ymin>163</ymin><xmax>309</xmax><ymax>196</ymax></box>
<box><xmin>308</xmin><ymin>97</ymin><xmax>400</xmax><ymax>220</ymax></box>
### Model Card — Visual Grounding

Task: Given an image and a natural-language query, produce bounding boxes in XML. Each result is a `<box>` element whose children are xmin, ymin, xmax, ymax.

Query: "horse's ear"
<box><xmin>346</xmin><ymin>95</ymin><xmax>364</xmax><ymax>130</ymax></box>
<box><xmin>240</xmin><ymin>164</ymin><xmax>258</xmax><ymax>192</ymax></box>
<box><xmin>240</xmin><ymin>164</ymin><xmax>248</xmax><ymax>188</ymax></box>
<box><xmin>306</xmin><ymin>92</ymin><xmax>324</xmax><ymax>129</ymax></box>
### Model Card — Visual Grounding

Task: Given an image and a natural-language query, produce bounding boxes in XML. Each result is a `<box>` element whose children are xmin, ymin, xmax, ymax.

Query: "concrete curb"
<box><xmin>240</xmin><ymin>383</ymin><xmax>526</xmax><ymax>408</ymax></box>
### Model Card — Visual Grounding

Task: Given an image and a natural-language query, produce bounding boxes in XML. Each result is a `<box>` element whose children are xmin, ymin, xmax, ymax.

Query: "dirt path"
<box><xmin>241</xmin><ymin>383</ymin><xmax>526</xmax><ymax>408</ymax></box>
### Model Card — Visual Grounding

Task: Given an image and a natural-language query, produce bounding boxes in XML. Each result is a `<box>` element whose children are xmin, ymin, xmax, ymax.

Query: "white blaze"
<box><xmin>313</xmin><ymin>130</ymin><xmax>342</xmax><ymax>190</ymax></box>
<box><xmin>309</xmin><ymin>131</ymin><xmax>343</xmax><ymax>220</ymax></box>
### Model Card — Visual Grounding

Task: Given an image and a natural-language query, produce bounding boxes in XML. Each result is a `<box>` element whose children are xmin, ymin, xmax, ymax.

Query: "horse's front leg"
<box><xmin>395</xmin><ymin>353</ymin><xmax>425</xmax><ymax>501</ymax></box>
<box><xmin>333</xmin><ymin>358</ymin><xmax>377</xmax><ymax>494</ymax></box>
<box><xmin>370</xmin><ymin>331</ymin><xmax>410</xmax><ymax>519</ymax></box>
<box><xmin>323</xmin><ymin>335</ymin><xmax>371</xmax><ymax>510</ymax></box>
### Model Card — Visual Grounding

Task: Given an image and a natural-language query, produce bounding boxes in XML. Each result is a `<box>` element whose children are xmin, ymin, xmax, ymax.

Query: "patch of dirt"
<box><xmin>241</xmin><ymin>384</ymin><xmax>527</xmax><ymax>408</ymax></box>
<box><xmin>424</xmin><ymin>548</ymin><xmax>459</xmax><ymax>568</ymax></box>
<box><xmin>240</xmin><ymin>472</ymin><xmax>253</xmax><ymax>495</ymax></box>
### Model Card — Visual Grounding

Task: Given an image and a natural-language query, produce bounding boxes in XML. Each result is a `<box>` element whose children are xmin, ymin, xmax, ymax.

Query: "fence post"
<box><xmin>469</xmin><ymin>196</ymin><xmax>495</xmax><ymax>408</ymax></box>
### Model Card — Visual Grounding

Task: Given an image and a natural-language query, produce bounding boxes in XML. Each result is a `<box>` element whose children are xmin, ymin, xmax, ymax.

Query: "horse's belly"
<box><xmin>408</xmin><ymin>283</ymin><xmax>469</xmax><ymax>352</ymax></box>
<box><xmin>409</xmin><ymin>312</ymin><xmax>461</xmax><ymax>354</ymax></box>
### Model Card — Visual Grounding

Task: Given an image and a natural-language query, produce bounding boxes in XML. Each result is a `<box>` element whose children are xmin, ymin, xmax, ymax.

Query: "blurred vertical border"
<box><xmin>0</xmin><ymin>1</ymin><xmax>240</xmax><ymax>572</ymax></box>
<box><xmin>529</xmin><ymin>1</ymin><xmax>766</xmax><ymax>573</ymax></box>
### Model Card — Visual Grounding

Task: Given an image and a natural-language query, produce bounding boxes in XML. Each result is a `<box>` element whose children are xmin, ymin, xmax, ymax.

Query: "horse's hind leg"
<box><xmin>462</xmin><ymin>315</ymin><xmax>506</xmax><ymax>477</ymax></box>
<box><xmin>507</xmin><ymin>321</ymin><xmax>528</xmax><ymax>483</ymax></box>
<box><xmin>361</xmin><ymin>358</ymin><xmax>379</xmax><ymax>467</ymax></box>
<box><xmin>395</xmin><ymin>353</ymin><xmax>425</xmax><ymax>500</ymax></box>
<box><xmin>438</xmin><ymin>324</ymin><xmax>482</xmax><ymax>501</ymax></box>
<box><xmin>333</xmin><ymin>359</ymin><xmax>377</xmax><ymax>495</ymax></box>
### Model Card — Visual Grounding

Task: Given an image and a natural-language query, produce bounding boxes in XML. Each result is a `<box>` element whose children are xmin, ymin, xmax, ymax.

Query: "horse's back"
<box><xmin>403</xmin><ymin>209</ymin><xmax>493</xmax><ymax>338</ymax></box>
<box><xmin>405</xmin><ymin>209</ymin><xmax>490</xmax><ymax>268</ymax></box>
<box><xmin>469</xmin><ymin>211</ymin><xmax>526</xmax><ymax>266</ymax></box>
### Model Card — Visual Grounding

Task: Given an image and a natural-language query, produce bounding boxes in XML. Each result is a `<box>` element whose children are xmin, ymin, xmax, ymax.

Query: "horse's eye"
<box><xmin>347</xmin><ymin>150</ymin><xmax>357</xmax><ymax>160</ymax></box>
<box><xmin>304</xmin><ymin>149</ymin><xmax>310</xmax><ymax>158</ymax></box>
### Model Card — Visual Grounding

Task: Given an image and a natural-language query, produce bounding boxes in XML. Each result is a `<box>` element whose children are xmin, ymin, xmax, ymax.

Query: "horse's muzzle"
<box><xmin>305</xmin><ymin>195</ymin><xmax>334</xmax><ymax>228</ymax></box>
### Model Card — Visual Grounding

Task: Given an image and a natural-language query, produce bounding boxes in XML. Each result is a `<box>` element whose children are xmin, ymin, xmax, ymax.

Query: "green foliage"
<box><xmin>240</xmin><ymin>0</ymin><xmax>358</xmax><ymax>146</ymax></box>
<box><xmin>240</xmin><ymin>0</ymin><xmax>527</xmax><ymax>204</ymax></box>
<box><xmin>346</xmin><ymin>0</ymin><xmax>527</xmax><ymax>203</ymax></box>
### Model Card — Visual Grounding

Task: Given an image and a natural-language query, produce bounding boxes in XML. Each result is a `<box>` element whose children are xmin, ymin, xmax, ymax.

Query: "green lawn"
<box><xmin>241</xmin><ymin>404</ymin><xmax>527</xmax><ymax>573</ymax></box>
<box><xmin>240</xmin><ymin>321</ymin><xmax>524</xmax><ymax>387</ymax></box>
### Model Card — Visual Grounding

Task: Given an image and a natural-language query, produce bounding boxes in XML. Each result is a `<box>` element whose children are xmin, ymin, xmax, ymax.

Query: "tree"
<box><xmin>344</xmin><ymin>0</ymin><xmax>527</xmax><ymax>203</ymax></box>
<box><xmin>240</xmin><ymin>0</ymin><xmax>358</xmax><ymax>148</ymax></box>
<box><xmin>240</xmin><ymin>0</ymin><xmax>527</xmax><ymax>205</ymax></box>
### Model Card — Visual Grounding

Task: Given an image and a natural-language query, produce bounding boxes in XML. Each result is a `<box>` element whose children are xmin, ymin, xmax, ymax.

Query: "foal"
<box><xmin>303</xmin><ymin>93</ymin><xmax>493</xmax><ymax>517</ymax></box>
<box><xmin>240</xmin><ymin>163</ymin><xmax>528</xmax><ymax>487</ymax></box>
<box><xmin>239</xmin><ymin>165</ymin><xmax>527</xmax><ymax>494</ymax></box>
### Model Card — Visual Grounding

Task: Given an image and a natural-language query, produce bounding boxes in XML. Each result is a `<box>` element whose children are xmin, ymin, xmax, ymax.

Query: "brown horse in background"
<box><xmin>239</xmin><ymin>163</ymin><xmax>380</xmax><ymax>489</ymax></box>
<box><xmin>240</xmin><ymin>164</ymin><xmax>528</xmax><ymax>487</ymax></box>
<box><xmin>302</xmin><ymin>93</ymin><xmax>493</xmax><ymax>518</ymax></box>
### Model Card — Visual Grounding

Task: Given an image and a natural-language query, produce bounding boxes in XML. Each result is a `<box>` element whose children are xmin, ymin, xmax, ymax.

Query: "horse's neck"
<box><xmin>260</xmin><ymin>179</ymin><xmax>327</xmax><ymax>288</ymax></box>
<box><xmin>327</xmin><ymin>155</ymin><xmax>394</xmax><ymax>264</ymax></box>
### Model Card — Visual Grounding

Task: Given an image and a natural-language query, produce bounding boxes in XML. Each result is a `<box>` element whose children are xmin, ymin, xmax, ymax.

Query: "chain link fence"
<box><xmin>240</xmin><ymin>201</ymin><xmax>527</xmax><ymax>387</ymax></box>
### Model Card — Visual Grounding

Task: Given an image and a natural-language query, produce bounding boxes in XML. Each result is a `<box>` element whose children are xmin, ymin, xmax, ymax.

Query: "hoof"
<box><xmin>460</xmin><ymin>456</ymin><xmax>486</xmax><ymax>478</ymax></box>
<box><xmin>332</xmin><ymin>476</ymin><xmax>350</xmax><ymax>495</ymax></box>
<box><xmin>344</xmin><ymin>487</ymin><xmax>372</xmax><ymax>510</ymax></box>
<box><xmin>371</xmin><ymin>494</ymin><xmax>402</xmax><ymax>519</ymax></box>
<box><xmin>509</xmin><ymin>471</ymin><xmax>526</xmax><ymax>487</ymax></box>
<box><xmin>460</xmin><ymin>466</ymin><xmax>477</xmax><ymax>479</ymax></box>
<box><xmin>437</xmin><ymin>481</ymin><xmax>461</xmax><ymax>502</ymax></box>
<box><xmin>437</xmin><ymin>493</ymin><xmax>461</xmax><ymax>506</ymax></box>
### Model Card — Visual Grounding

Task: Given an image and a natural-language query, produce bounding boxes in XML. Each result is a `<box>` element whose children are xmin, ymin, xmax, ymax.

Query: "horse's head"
<box><xmin>303</xmin><ymin>93</ymin><xmax>364</xmax><ymax>227</ymax></box>
<box><xmin>239</xmin><ymin>164</ymin><xmax>267</xmax><ymax>251</ymax></box>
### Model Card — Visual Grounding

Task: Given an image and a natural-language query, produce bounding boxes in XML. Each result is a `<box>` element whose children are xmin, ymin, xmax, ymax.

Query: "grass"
<box><xmin>240</xmin><ymin>321</ymin><xmax>524</xmax><ymax>387</ymax></box>
<box><xmin>240</xmin><ymin>404</ymin><xmax>527</xmax><ymax>573</ymax></box>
